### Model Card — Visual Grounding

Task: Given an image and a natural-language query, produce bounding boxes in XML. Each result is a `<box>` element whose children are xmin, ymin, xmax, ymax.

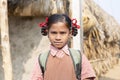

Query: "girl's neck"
<box><xmin>50</xmin><ymin>44</ymin><xmax>68</xmax><ymax>50</ymax></box>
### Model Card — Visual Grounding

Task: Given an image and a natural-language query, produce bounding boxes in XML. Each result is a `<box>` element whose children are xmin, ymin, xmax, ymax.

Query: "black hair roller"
<box><xmin>72</xmin><ymin>27</ymin><xmax>78</xmax><ymax>36</ymax></box>
<box><xmin>41</xmin><ymin>27</ymin><xmax>48</xmax><ymax>36</ymax></box>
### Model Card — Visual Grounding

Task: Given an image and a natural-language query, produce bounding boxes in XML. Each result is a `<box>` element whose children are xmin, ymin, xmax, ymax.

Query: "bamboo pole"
<box><xmin>0</xmin><ymin>0</ymin><xmax>13</xmax><ymax>80</ymax></box>
<box><xmin>72</xmin><ymin>0</ymin><xmax>83</xmax><ymax>52</ymax></box>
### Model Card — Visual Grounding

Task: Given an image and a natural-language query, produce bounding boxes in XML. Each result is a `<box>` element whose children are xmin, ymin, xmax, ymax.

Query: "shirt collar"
<box><xmin>50</xmin><ymin>44</ymin><xmax>70</xmax><ymax>56</ymax></box>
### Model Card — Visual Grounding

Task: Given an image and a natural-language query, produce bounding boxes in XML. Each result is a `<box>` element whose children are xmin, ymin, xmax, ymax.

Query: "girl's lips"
<box><xmin>54</xmin><ymin>42</ymin><xmax>62</xmax><ymax>44</ymax></box>
<box><xmin>54</xmin><ymin>42</ymin><xmax>62</xmax><ymax>43</ymax></box>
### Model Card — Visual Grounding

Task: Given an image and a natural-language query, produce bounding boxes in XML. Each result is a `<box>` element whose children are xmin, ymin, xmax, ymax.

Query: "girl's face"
<box><xmin>48</xmin><ymin>22</ymin><xmax>71</xmax><ymax>49</ymax></box>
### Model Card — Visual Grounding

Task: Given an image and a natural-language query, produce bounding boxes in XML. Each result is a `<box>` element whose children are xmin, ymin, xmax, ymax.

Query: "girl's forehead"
<box><xmin>49</xmin><ymin>22</ymin><xmax>69</xmax><ymax>30</ymax></box>
<box><xmin>51</xmin><ymin>22</ymin><xmax>66</xmax><ymax>25</ymax></box>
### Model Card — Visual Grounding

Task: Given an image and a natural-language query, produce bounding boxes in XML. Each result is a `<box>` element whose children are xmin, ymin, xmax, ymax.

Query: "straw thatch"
<box><xmin>83</xmin><ymin>0</ymin><xmax>120</xmax><ymax>79</ymax></box>
<box><xmin>8</xmin><ymin>0</ymin><xmax>72</xmax><ymax>16</ymax></box>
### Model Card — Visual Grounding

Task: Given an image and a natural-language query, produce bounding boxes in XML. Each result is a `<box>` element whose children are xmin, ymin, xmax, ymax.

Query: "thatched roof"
<box><xmin>83</xmin><ymin>0</ymin><xmax>120</xmax><ymax>78</ymax></box>
<box><xmin>84</xmin><ymin>0</ymin><xmax>120</xmax><ymax>42</ymax></box>
<box><xmin>8</xmin><ymin>0</ymin><xmax>71</xmax><ymax>16</ymax></box>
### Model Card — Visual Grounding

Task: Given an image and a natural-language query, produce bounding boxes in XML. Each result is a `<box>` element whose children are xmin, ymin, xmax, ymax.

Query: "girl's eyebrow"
<box><xmin>60</xmin><ymin>31</ymin><xmax>66</xmax><ymax>32</ymax></box>
<box><xmin>50</xmin><ymin>31</ymin><xmax>67</xmax><ymax>34</ymax></box>
<box><xmin>50</xmin><ymin>31</ymin><xmax>57</xmax><ymax>34</ymax></box>
<box><xmin>60</xmin><ymin>32</ymin><xmax>67</xmax><ymax>34</ymax></box>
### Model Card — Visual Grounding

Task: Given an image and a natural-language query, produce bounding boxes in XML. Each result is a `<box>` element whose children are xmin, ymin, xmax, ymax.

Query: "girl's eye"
<box><xmin>60</xmin><ymin>32</ymin><xmax>66</xmax><ymax>34</ymax></box>
<box><xmin>51</xmin><ymin>31</ymin><xmax>57</xmax><ymax>34</ymax></box>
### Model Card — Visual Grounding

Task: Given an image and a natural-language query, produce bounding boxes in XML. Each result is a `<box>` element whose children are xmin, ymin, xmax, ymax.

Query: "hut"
<box><xmin>0</xmin><ymin>0</ymin><xmax>120</xmax><ymax>80</ymax></box>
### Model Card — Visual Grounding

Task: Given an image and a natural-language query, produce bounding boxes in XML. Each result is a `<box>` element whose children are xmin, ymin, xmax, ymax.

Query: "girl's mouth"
<box><xmin>54</xmin><ymin>42</ymin><xmax>62</xmax><ymax>44</ymax></box>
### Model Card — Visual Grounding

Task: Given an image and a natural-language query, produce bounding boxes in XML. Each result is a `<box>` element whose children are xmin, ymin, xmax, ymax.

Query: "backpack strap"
<box><xmin>69</xmin><ymin>48</ymin><xmax>82</xmax><ymax>80</ymax></box>
<box><xmin>38</xmin><ymin>50</ymin><xmax>50</xmax><ymax>75</ymax></box>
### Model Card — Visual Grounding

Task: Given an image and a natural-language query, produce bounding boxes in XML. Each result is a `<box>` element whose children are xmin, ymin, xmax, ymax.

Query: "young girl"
<box><xmin>31</xmin><ymin>14</ymin><xmax>96</xmax><ymax>80</ymax></box>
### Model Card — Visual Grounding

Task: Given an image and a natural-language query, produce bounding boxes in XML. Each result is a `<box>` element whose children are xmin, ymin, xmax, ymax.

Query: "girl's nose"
<box><xmin>55</xmin><ymin>34</ymin><xmax>61</xmax><ymax>40</ymax></box>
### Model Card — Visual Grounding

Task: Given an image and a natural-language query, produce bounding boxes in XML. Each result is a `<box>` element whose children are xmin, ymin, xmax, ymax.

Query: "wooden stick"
<box><xmin>0</xmin><ymin>0</ymin><xmax>13</xmax><ymax>80</ymax></box>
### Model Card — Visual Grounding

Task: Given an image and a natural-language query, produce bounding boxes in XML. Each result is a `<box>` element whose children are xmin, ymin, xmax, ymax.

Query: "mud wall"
<box><xmin>0</xmin><ymin>16</ymin><xmax>50</xmax><ymax>80</ymax></box>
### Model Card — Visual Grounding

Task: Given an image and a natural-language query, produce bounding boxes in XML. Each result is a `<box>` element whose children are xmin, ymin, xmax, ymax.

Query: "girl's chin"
<box><xmin>55</xmin><ymin>46</ymin><xmax>63</xmax><ymax>49</ymax></box>
<box><xmin>54</xmin><ymin>45</ymin><xmax>64</xmax><ymax>49</ymax></box>
<box><xmin>51</xmin><ymin>44</ymin><xmax>66</xmax><ymax>49</ymax></box>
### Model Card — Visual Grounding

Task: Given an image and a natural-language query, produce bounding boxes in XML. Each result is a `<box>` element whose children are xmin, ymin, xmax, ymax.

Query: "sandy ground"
<box><xmin>99</xmin><ymin>59</ymin><xmax>120</xmax><ymax>80</ymax></box>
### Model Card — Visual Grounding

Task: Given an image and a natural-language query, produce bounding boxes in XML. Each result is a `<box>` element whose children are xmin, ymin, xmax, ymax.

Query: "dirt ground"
<box><xmin>99</xmin><ymin>59</ymin><xmax>120</xmax><ymax>80</ymax></box>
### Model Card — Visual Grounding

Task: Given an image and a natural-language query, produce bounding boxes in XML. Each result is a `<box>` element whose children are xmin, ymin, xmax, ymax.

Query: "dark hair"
<box><xmin>40</xmin><ymin>14</ymin><xmax>79</xmax><ymax>36</ymax></box>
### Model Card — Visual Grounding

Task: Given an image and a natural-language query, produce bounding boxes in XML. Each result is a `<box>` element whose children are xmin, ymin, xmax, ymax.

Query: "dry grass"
<box><xmin>83</xmin><ymin>0</ymin><xmax>120</xmax><ymax>78</ymax></box>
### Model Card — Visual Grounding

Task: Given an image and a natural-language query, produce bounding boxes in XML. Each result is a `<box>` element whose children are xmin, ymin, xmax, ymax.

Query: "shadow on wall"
<box><xmin>0</xmin><ymin>16</ymin><xmax>49</xmax><ymax>80</ymax></box>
